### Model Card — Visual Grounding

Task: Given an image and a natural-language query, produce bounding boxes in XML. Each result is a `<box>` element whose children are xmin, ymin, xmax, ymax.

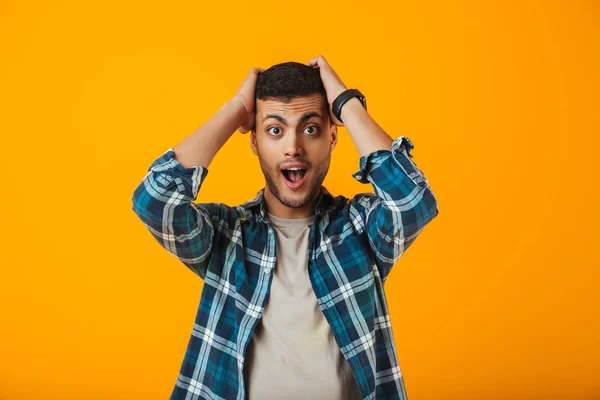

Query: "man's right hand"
<box><xmin>231</xmin><ymin>67</ymin><xmax>264</xmax><ymax>134</ymax></box>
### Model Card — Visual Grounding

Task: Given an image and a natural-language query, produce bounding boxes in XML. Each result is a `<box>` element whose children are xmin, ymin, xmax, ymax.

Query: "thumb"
<box><xmin>239</xmin><ymin>111</ymin><xmax>255</xmax><ymax>134</ymax></box>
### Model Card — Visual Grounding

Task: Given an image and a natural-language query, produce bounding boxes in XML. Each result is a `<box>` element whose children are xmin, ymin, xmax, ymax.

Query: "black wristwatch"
<box><xmin>332</xmin><ymin>89</ymin><xmax>367</xmax><ymax>123</ymax></box>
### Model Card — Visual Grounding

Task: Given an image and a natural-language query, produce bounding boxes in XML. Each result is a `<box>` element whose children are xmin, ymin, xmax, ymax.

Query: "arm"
<box><xmin>349</xmin><ymin>136</ymin><xmax>439</xmax><ymax>282</ymax></box>
<box><xmin>131</xmin><ymin>68</ymin><xmax>264</xmax><ymax>279</ymax></box>
<box><xmin>173</xmin><ymin>68</ymin><xmax>264</xmax><ymax>169</ymax></box>
<box><xmin>306</xmin><ymin>55</ymin><xmax>393</xmax><ymax>157</ymax></box>
<box><xmin>307</xmin><ymin>55</ymin><xmax>439</xmax><ymax>282</ymax></box>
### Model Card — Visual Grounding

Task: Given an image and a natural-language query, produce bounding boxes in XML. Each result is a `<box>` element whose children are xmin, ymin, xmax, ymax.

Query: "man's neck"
<box><xmin>263</xmin><ymin>187</ymin><xmax>319</xmax><ymax>219</ymax></box>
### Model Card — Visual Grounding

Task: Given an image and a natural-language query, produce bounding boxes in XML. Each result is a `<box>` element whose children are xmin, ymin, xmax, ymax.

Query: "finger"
<box><xmin>241</xmin><ymin>111</ymin><xmax>256</xmax><ymax>133</ymax></box>
<box><xmin>306</xmin><ymin>55</ymin><xmax>322</xmax><ymax>67</ymax></box>
<box><xmin>242</xmin><ymin>68</ymin><xmax>262</xmax><ymax>87</ymax></box>
<box><xmin>239</xmin><ymin>121</ymin><xmax>254</xmax><ymax>134</ymax></box>
<box><xmin>309</xmin><ymin>55</ymin><xmax>329</xmax><ymax>67</ymax></box>
<box><xmin>247</xmin><ymin>68</ymin><xmax>263</xmax><ymax>80</ymax></box>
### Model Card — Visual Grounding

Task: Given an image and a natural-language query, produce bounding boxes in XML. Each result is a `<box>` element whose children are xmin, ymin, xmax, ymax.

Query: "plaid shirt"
<box><xmin>131</xmin><ymin>135</ymin><xmax>439</xmax><ymax>400</ymax></box>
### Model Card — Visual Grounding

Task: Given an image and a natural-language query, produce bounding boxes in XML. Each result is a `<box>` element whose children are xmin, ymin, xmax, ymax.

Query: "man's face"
<box><xmin>250</xmin><ymin>93</ymin><xmax>338</xmax><ymax>213</ymax></box>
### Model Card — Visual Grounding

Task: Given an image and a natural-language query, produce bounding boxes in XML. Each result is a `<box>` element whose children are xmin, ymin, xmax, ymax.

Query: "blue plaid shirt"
<box><xmin>132</xmin><ymin>135</ymin><xmax>439</xmax><ymax>400</ymax></box>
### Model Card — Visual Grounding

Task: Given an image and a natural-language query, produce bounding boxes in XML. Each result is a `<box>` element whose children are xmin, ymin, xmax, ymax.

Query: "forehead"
<box><xmin>256</xmin><ymin>93</ymin><xmax>328</xmax><ymax>121</ymax></box>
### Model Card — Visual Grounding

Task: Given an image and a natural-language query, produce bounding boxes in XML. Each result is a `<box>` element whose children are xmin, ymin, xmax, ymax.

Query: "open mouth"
<box><xmin>280</xmin><ymin>167</ymin><xmax>308</xmax><ymax>190</ymax></box>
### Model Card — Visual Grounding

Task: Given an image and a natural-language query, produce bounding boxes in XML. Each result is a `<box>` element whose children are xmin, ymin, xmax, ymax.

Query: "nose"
<box><xmin>284</xmin><ymin>130</ymin><xmax>304</xmax><ymax>158</ymax></box>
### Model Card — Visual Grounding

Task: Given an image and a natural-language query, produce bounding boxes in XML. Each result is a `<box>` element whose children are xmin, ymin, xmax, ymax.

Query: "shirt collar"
<box><xmin>242</xmin><ymin>185</ymin><xmax>336</xmax><ymax>222</ymax></box>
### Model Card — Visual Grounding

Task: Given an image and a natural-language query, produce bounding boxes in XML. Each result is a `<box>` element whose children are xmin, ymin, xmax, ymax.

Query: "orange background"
<box><xmin>1</xmin><ymin>1</ymin><xmax>598</xmax><ymax>399</ymax></box>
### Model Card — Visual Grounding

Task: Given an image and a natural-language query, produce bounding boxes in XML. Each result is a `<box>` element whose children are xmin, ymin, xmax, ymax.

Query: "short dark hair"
<box><xmin>255</xmin><ymin>61</ymin><xmax>328</xmax><ymax>109</ymax></box>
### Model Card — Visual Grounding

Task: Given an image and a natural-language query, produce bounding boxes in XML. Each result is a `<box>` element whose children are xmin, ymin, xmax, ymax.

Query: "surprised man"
<box><xmin>132</xmin><ymin>55</ymin><xmax>439</xmax><ymax>400</ymax></box>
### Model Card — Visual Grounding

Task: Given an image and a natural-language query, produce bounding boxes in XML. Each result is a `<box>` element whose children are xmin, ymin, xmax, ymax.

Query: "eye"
<box><xmin>304</xmin><ymin>125</ymin><xmax>320</xmax><ymax>135</ymax></box>
<box><xmin>267</xmin><ymin>126</ymin><xmax>282</xmax><ymax>135</ymax></box>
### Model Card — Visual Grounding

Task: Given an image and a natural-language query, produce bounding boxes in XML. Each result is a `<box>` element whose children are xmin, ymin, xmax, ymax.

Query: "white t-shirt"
<box><xmin>243</xmin><ymin>212</ymin><xmax>362</xmax><ymax>400</ymax></box>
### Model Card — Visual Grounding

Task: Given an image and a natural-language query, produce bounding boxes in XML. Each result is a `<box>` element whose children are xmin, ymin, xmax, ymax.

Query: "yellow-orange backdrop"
<box><xmin>1</xmin><ymin>1</ymin><xmax>598</xmax><ymax>399</ymax></box>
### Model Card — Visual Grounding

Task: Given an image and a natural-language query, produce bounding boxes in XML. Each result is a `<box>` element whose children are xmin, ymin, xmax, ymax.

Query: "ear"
<box><xmin>250</xmin><ymin>131</ymin><xmax>259</xmax><ymax>156</ymax></box>
<box><xmin>329</xmin><ymin>122</ymin><xmax>338</xmax><ymax>152</ymax></box>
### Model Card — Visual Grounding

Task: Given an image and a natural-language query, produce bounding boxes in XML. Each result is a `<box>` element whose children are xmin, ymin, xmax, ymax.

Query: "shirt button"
<box><xmin>263</xmin><ymin>267</ymin><xmax>272</xmax><ymax>273</ymax></box>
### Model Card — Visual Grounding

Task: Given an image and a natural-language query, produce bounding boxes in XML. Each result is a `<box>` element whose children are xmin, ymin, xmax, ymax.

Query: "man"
<box><xmin>132</xmin><ymin>55</ymin><xmax>439</xmax><ymax>400</ymax></box>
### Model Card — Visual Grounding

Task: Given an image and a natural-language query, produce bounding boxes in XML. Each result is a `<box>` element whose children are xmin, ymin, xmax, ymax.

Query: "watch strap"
<box><xmin>332</xmin><ymin>89</ymin><xmax>367</xmax><ymax>123</ymax></box>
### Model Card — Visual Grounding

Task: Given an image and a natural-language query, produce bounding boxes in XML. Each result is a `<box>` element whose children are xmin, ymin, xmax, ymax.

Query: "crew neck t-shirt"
<box><xmin>243</xmin><ymin>212</ymin><xmax>362</xmax><ymax>400</ymax></box>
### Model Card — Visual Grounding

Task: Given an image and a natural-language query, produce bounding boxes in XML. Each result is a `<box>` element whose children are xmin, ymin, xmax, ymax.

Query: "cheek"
<box><xmin>257</xmin><ymin>142</ymin><xmax>281</xmax><ymax>163</ymax></box>
<box><xmin>308</xmin><ymin>145</ymin><xmax>331</xmax><ymax>164</ymax></box>
<box><xmin>257</xmin><ymin>151</ymin><xmax>278</xmax><ymax>172</ymax></box>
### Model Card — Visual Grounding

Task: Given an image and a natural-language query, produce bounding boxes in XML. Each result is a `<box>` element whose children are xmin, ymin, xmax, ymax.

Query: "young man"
<box><xmin>132</xmin><ymin>55</ymin><xmax>439</xmax><ymax>400</ymax></box>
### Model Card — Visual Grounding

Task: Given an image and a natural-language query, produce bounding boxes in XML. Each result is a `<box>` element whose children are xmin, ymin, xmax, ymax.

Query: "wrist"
<box><xmin>229</xmin><ymin>96</ymin><xmax>248</xmax><ymax>115</ymax></box>
<box><xmin>330</xmin><ymin>85</ymin><xmax>347</xmax><ymax>104</ymax></box>
<box><xmin>227</xmin><ymin>97</ymin><xmax>250</xmax><ymax>123</ymax></box>
<box><xmin>340</xmin><ymin>97</ymin><xmax>366</xmax><ymax>121</ymax></box>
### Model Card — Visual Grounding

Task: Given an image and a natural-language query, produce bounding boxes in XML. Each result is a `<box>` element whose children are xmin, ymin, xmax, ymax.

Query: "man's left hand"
<box><xmin>306</xmin><ymin>55</ymin><xmax>347</xmax><ymax>126</ymax></box>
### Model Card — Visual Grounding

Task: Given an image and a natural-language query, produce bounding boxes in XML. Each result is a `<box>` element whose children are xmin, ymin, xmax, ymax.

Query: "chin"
<box><xmin>277</xmin><ymin>183</ymin><xmax>319</xmax><ymax>207</ymax></box>
<box><xmin>279</xmin><ymin>193</ymin><xmax>313</xmax><ymax>209</ymax></box>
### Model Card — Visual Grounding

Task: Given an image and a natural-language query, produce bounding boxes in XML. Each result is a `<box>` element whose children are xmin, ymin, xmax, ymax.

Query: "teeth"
<box><xmin>285</xmin><ymin>167</ymin><xmax>305</xmax><ymax>171</ymax></box>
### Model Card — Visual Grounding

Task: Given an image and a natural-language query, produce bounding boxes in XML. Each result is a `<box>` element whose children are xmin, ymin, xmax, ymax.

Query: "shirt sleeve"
<box><xmin>348</xmin><ymin>136</ymin><xmax>439</xmax><ymax>283</ymax></box>
<box><xmin>131</xmin><ymin>148</ymin><xmax>220</xmax><ymax>280</ymax></box>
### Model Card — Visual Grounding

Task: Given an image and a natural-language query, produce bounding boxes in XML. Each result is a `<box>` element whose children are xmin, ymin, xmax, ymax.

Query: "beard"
<box><xmin>259</xmin><ymin>155</ymin><xmax>329</xmax><ymax>209</ymax></box>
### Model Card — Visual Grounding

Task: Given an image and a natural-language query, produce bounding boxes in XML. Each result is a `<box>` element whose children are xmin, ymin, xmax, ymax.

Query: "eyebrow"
<box><xmin>261</xmin><ymin>111</ymin><xmax>324</xmax><ymax>125</ymax></box>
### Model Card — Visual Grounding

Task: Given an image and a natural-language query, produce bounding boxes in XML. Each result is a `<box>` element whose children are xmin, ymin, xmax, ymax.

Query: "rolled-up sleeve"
<box><xmin>349</xmin><ymin>136</ymin><xmax>439</xmax><ymax>282</ymax></box>
<box><xmin>131</xmin><ymin>148</ymin><xmax>216</xmax><ymax>280</ymax></box>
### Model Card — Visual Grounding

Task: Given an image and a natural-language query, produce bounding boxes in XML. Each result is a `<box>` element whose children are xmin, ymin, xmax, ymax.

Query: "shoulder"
<box><xmin>325</xmin><ymin>192</ymin><xmax>375</xmax><ymax>225</ymax></box>
<box><xmin>191</xmin><ymin>201</ymin><xmax>244</xmax><ymax>227</ymax></box>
